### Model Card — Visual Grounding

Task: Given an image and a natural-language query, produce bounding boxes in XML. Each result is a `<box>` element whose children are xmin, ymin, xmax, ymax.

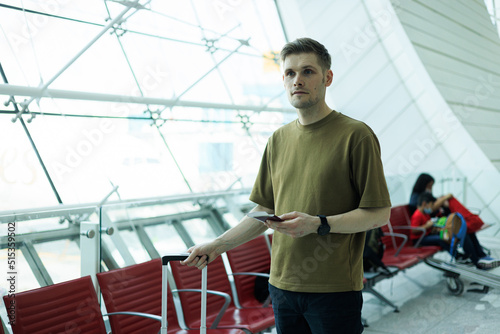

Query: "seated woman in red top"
<box><xmin>411</xmin><ymin>192</ymin><xmax>500</xmax><ymax>270</ymax></box>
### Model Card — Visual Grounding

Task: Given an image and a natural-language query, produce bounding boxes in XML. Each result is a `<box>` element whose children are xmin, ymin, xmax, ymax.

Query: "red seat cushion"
<box><xmin>382</xmin><ymin>253</ymin><xmax>420</xmax><ymax>269</ymax></box>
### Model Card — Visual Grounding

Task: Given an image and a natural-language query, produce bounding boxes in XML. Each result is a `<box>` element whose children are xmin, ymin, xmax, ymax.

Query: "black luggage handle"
<box><xmin>162</xmin><ymin>253</ymin><xmax>189</xmax><ymax>265</ymax></box>
<box><xmin>161</xmin><ymin>253</ymin><xmax>210</xmax><ymax>265</ymax></box>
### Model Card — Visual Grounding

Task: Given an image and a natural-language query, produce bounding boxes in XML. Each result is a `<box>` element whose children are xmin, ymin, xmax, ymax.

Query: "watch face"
<box><xmin>317</xmin><ymin>215</ymin><xmax>330</xmax><ymax>236</ymax></box>
<box><xmin>318</xmin><ymin>223</ymin><xmax>330</xmax><ymax>236</ymax></box>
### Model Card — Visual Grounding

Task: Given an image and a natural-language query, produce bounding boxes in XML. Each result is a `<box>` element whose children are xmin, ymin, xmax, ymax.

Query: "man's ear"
<box><xmin>325</xmin><ymin>69</ymin><xmax>333</xmax><ymax>87</ymax></box>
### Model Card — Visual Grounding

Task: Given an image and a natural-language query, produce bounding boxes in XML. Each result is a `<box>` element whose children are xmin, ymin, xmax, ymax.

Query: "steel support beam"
<box><xmin>0</xmin><ymin>189</ymin><xmax>251</xmax><ymax>222</ymax></box>
<box><xmin>207</xmin><ymin>208</ymin><xmax>229</xmax><ymax>236</ymax></box>
<box><xmin>135</xmin><ymin>225</ymin><xmax>160</xmax><ymax>259</ymax></box>
<box><xmin>0</xmin><ymin>84</ymin><xmax>294</xmax><ymax>114</ymax></box>
<box><xmin>0</xmin><ymin>206</ymin><xmax>97</xmax><ymax>224</ymax></box>
<box><xmin>80</xmin><ymin>221</ymin><xmax>100</xmax><ymax>290</ymax></box>
<box><xmin>171</xmin><ymin>219</ymin><xmax>195</xmax><ymax>248</ymax></box>
<box><xmin>100</xmin><ymin>212</ymin><xmax>136</xmax><ymax>266</ymax></box>
<box><xmin>0</xmin><ymin>225</ymin><xmax>80</xmax><ymax>249</ymax></box>
<box><xmin>20</xmin><ymin>241</ymin><xmax>53</xmax><ymax>287</ymax></box>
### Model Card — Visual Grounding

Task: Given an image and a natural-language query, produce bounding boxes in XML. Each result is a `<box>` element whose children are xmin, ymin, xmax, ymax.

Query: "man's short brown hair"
<box><xmin>280</xmin><ymin>38</ymin><xmax>332</xmax><ymax>72</ymax></box>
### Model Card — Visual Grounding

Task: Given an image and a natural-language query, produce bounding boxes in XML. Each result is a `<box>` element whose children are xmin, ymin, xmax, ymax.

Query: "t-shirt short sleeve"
<box><xmin>250</xmin><ymin>142</ymin><xmax>275</xmax><ymax>210</ymax></box>
<box><xmin>350</xmin><ymin>131</ymin><xmax>391</xmax><ymax>209</ymax></box>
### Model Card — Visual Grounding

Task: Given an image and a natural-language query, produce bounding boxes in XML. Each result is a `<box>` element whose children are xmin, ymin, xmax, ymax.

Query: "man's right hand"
<box><xmin>180</xmin><ymin>242</ymin><xmax>220</xmax><ymax>270</ymax></box>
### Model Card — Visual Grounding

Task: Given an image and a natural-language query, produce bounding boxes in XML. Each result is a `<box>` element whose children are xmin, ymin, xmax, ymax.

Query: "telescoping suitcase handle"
<box><xmin>161</xmin><ymin>253</ymin><xmax>209</xmax><ymax>334</ymax></box>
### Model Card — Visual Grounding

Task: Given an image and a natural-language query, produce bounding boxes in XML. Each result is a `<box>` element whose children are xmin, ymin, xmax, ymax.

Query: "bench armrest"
<box><xmin>173</xmin><ymin>289</ymin><xmax>231</xmax><ymax>329</ymax></box>
<box><xmin>230</xmin><ymin>272</ymin><xmax>270</xmax><ymax>278</ymax></box>
<box><xmin>229</xmin><ymin>272</ymin><xmax>271</xmax><ymax>307</ymax></box>
<box><xmin>383</xmin><ymin>232</ymin><xmax>408</xmax><ymax>256</ymax></box>
<box><xmin>392</xmin><ymin>226</ymin><xmax>426</xmax><ymax>248</ymax></box>
<box><xmin>104</xmin><ymin>311</ymin><xmax>161</xmax><ymax>321</ymax></box>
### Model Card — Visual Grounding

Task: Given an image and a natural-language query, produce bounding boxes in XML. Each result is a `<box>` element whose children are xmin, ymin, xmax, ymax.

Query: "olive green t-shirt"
<box><xmin>250</xmin><ymin>111</ymin><xmax>391</xmax><ymax>293</ymax></box>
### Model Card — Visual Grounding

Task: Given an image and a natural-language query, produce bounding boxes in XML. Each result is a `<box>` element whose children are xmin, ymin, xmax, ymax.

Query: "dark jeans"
<box><xmin>463</xmin><ymin>232</ymin><xmax>487</xmax><ymax>264</ymax></box>
<box><xmin>419</xmin><ymin>234</ymin><xmax>450</xmax><ymax>251</ymax></box>
<box><xmin>419</xmin><ymin>233</ymin><xmax>486</xmax><ymax>265</ymax></box>
<box><xmin>269</xmin><ymin>283</ymin><xmax>364</xmax><ymax>334</ymax></box>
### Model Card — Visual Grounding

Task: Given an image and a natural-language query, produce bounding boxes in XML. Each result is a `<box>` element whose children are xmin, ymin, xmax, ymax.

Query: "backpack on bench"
<box><xmin>363</xmin><ymin>227</ymin><xmax>392</xmax><ymax>276</ymax></box>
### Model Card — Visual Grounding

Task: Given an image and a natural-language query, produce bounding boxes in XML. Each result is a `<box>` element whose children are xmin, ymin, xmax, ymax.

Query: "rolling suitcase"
<box><xmin>161</xmin><ymin>254</ymin><xmax>249</xmax><ymax>334</ymax></box>
<box><xmin>161</xmin><ymin>253</ymin><xmax>208</xmax><ymax>334</ymax></box>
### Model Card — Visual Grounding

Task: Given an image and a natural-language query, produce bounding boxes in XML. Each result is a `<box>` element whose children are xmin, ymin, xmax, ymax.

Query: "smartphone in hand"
<box><xmin>247</xmin><ymin>211</ymin><xmax>283</xmax><ymax>223</ymax></box>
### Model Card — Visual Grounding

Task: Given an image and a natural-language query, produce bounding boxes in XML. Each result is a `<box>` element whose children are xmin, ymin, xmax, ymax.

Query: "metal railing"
<box><xmin>0</xmin><ymin>189</ymin><xmax>252</xmax><ymax>292</ymax></box>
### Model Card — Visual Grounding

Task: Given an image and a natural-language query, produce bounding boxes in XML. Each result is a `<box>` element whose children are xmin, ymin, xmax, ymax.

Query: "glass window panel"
<box><xmin>209</xmin><ymin>51</ymin><xmax>285</xmax><ymax>107</ymax></box>
<box><xmin>0</xmin><ymin>217</ymin><xmax>71</xmax><ymax>236</ymax></box>
<box><xmin>0</xmin><ymin>5</ymin><xmax>104</xmax><ymax>87</ymax></box>
<box><xmin>126</xmin><ymin>2</ymin><xmax>201</xmax><ymax>41</ymax></box>
<box><xmin>116</xmin><ymin>229</ymin><xmax>150</xmax><ymax>263</ymax></box>
<box><xmin>176</xmin><ymin>66</ymin><xmax>235</xmax><ymax>104</ymax></box>
<box><xmin>0</xmin><ymin>115</ymin><xmax>61</xmax><ymax>210</ymax></box>
<box><xmin>144</xmin><ymin>223</ymin><xmax>187</xmax><ymax>255</ymax></box>
<box><xmin>103</xmin><ymin>201</ymin><xmax>202</xmax><ymax>223</ymax></box>
<box><xmin>19</xmin><ymin>115</ymin><xmax>197</xmax><ymax>204</ymax></box>
<box><xmin>50</xmin><ymin>33</ymin><xmax>140</xmax><ymax>95</ymax></box>
<box><xmin>33</xmin><ymin>239</ymin><xmax>80</xmax><ymax>284</ymax></box>
<box><xmin>100</xmin><ymin>201</ymin><xmax>223</xmax><ymax>267</ymax></box>
<box><xmin>199</xmin><ymin>142</ymin><xmax>233</xmax><ymax>173</ymax></box>
<box><xmin>101</xmin><ymin>233</ymin><xmax>126</xmax><ymax>268</ymax></box>
<box><xmin>223</xmin><ymin>212</ymin><xmax>240</xmax><ymax>228</ymax></box>
<box><xmin>116</xmin><ymin>32</ymin><xmax>216</xmax><ymax>101</ymax></box>
<box><xmin>0</xmin><ymin>247</ymin><xmax>39</xmax><ymax>293</ymax></box>
<box><xmin>182</xmin><ymin>218</ymin><xmax>218</xmax><ymax>244</ymax></box>
<box><xmin>156</xmin><ymin>115</ymin><xmax>287</xmax><ymax>192</ymax></box>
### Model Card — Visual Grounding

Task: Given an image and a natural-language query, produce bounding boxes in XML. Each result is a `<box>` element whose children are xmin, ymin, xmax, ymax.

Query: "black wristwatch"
<box><xmin>317</xmin><ymin>215</ymin><xmax>330</xmax><ymax>236</ymax></box>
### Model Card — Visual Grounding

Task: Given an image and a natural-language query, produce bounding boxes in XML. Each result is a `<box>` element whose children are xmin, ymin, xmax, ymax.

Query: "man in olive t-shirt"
<box><xmin>183</xmin><ymin>38</ymin><xmax>391</xmax><ymax>334</ymax></box>
<box><xmin>251</xmin><ymin>110</ymin><xmax>390</xmax><ymax>294</ymax></box>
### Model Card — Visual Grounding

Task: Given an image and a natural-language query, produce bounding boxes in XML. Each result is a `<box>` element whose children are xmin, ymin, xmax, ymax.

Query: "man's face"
<box><xmin>282</xmin><ymin>53</ymin><xmax>333</xmax><ymax>110</ymax></box>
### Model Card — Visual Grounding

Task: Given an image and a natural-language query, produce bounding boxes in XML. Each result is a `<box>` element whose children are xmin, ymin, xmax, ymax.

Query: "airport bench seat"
<box><xmin>170</xmin><ymin>256</ymin><xmax>275</xmax><ymax>333</ymax></box>
<box><xmin>2</xmin><ymin>276</ymin><xmax>172</xmax><ymax>334</ymax></box>
<box><xmin>97</xmin><ymin>258</ymin><xmax>245</xmax><ymax>334</ymax></box>
<box><xmin>97</xmin><ymin>258</ymin><xmax>167</xmax><ymax>334</ymax></box>
<box><xmin>3</xmin><ymin>276</ymin><xmax>107</xmax><ymax>334</ymax></box>
<box><xmin>226</xmin><ymin>235</ymin><xmax>272</xmax><ymax>309</ymax></box>
<box><xmin>381</xmin><ymin>205</ymin><xmax>441</xmax><ymax>265</ymax></box>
